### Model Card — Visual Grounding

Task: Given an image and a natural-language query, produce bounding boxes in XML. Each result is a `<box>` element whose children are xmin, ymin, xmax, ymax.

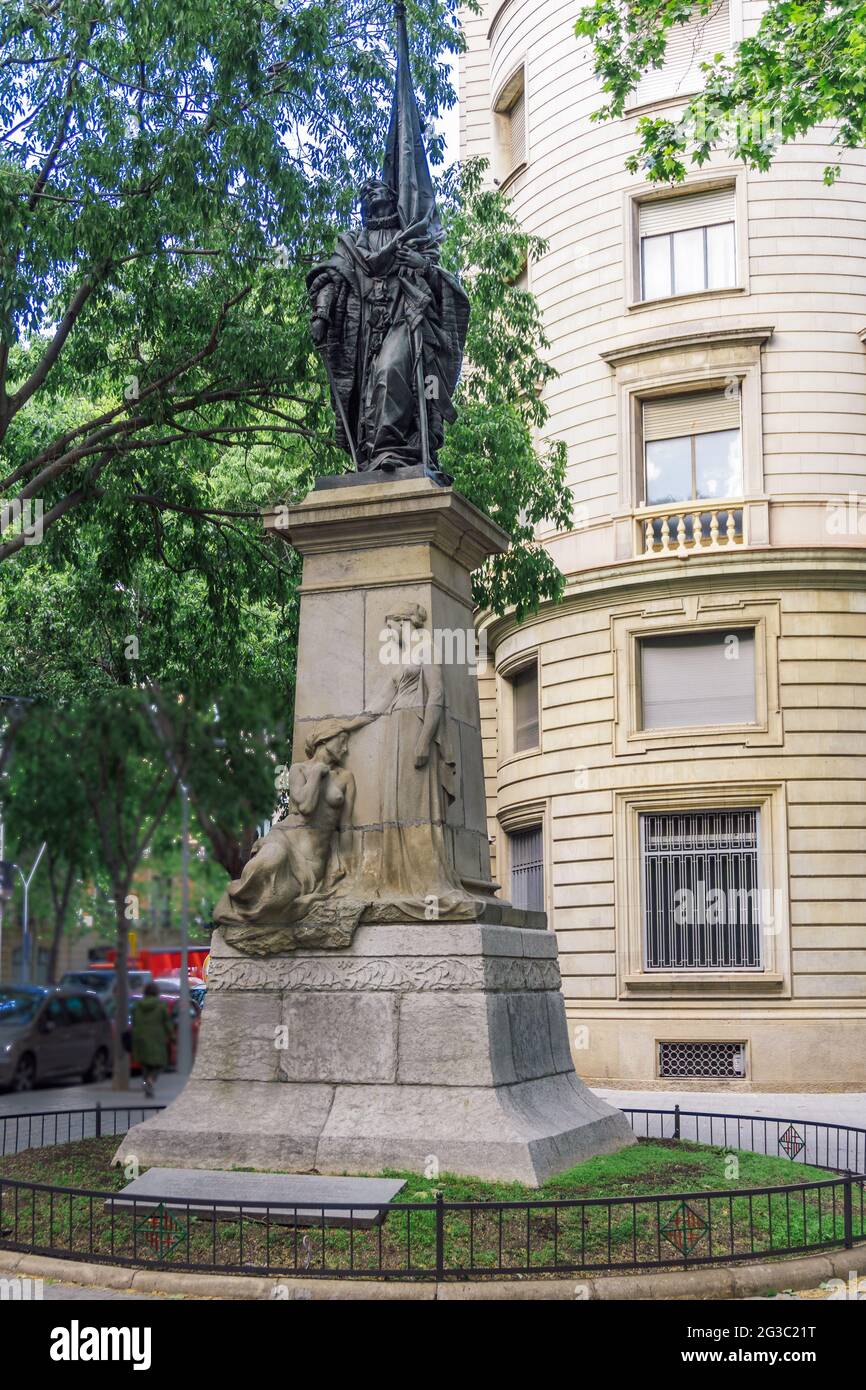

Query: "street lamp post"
<box><xmin>0</xmin><ymin>696</ymin><xmax>37</xmax><ymax>982</ymax></box>
<box><xmin>176</xmin><ymin>779</ymin><xmax>192</xmax><ymax>1077</ymax></box>
<box><xmin>16</xmin><ymin>842</ymin><xmax>47</xmax><ymax>985</ymax></box>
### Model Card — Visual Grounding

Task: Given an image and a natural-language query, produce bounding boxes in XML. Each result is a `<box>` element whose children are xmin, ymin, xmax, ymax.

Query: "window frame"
<box><xmin>492</xmin><ymin>61</ymin><xmax>528</xmax><ymax>189</ymax></box>
<box><xmin>623</xmin><ymin>0</ymin><xmax>742</xmax><ymax>115</ymax></box>
<box><xmin>600</xmin><ymin>326</ymin><xmax>771</xmax><ymax>558</ymax></box>
<box><xmin>624</xmin><ymin>174</ymin><xmax>749</xmax><ymax>312</ymax></box>
<box><xmin>508</xmin><ymin>823</ymin><xmax>546</xmax><ymax>913</ymax></box>
<box><xmin>497</xmin><ymin>798</ymin><xmax>551</xmax><ymax>922</ymax></box>
<box><xmin>639</xmin><ymin>806</ymin><xmax>763</xmax><ymax>972</ymax></box>
<box><xmin>638</xmin><ymin>626</ymin><xmax>758</xmax><ymax>734</ymax></box>
<box><xmin>611</xmin><ymin>598</ymin><xmax>782</xmax><ymax>756</ymax></box>
<box><xmin>498</xmin><ymin>649</ymin><xmax>541</xmax><ymax>761</ymax></box>
<box><xmin>635</xmin><ymin>380</ymin><xmax>752</xmax><ymax>511</ymax></box>
<box><xmin>643</xmin><ymin>412</ymin><xmax>744</xmax><ymax>510</ymax></box>
<box><xmin>614</xmin><ymin>781</ymin><xmax>791</xmax><ymax>997</ymax></box>
<box><xmin>512</xmin><ymin>661</ymin><xmax>541</xmax><ymax>754</ymax></box>
<box><xmin>640</xmin><ymin>217</ymin><xmax>737</xmax><ymax>302</ymax></box>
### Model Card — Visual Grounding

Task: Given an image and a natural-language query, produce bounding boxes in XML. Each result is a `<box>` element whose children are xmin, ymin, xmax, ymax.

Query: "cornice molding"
<box><xmin>600</xmin><ymin>325</ymin><xmax>774</xmax><ymax>368</ymax></box>
<box><xmin>263</xmin><ymin>478</ymin><xmax>509</xmax><ymax>571</ymax></box>
<box><xmin>479</xmin><ymin>545</ymin><xmax>866</xmax><ymax>649</ymax></box>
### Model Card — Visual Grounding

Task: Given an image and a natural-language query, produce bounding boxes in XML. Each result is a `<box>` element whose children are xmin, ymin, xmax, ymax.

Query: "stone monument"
<box><xmin>116</xmin><ymin>3</ymin><xmax>634</xmax><ymax>1186</ymax></box>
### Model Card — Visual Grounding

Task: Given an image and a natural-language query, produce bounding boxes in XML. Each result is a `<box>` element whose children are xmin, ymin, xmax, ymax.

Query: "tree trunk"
<box><xmin>111</xmin><ymin>887</ymin><xmax>131</xmax><ymax>1091</ymax></box>
<box><xmin>46</xmin><ymin>858</ymin><xmax>76</xmax><ymax>984</ymax></box>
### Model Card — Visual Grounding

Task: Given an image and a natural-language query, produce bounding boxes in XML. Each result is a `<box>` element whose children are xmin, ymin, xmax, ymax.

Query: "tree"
<box><xmin>4</xmin><ymin>711</ymin><xmax>95</xmax><ymax>983</ymax></box>
<box><xmin>0</xmin><ymin>1</ymin><xmax>457</xmax><ymax>540</ymax></box>
<box><xmin>145</xmin><ymin>684</ymin><xmax>289</xmax><ymax>880</ymax></box>
<box><xmin>574</xmin><ymin>0</ymin><xmax>866</xmax><ymax>184</ymax></box>
<box><xmin>0</xmin><ymin>0</ymin><xmax>571</xmax><ymax>618</ymax></box>
<box><xmin>54</xmin><ymin>695</ymin><xmax>177</xmax><ymax>1088</ymax></box>
<box><xmin>0</xmin><ymin>477</ymin><xmax>296</xmax><ymax>882</ymax></box>
<box><xmin>0</xmin><ymin>4</ymin><xmax>575</xmax><ymax>1028</ymax></box>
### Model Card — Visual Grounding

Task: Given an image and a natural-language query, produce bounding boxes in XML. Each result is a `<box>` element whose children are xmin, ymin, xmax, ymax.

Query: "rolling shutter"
<box><xmin>641</xmin><ymin>629</ymin><xmax>756</xmax><ymax>728</ymax></box>
<box><xmin>643</xmin><ymin>389</ymin><xmax>740</xmax><ymax>442</ymax></box>
<box><xmin>639</xmin><ymin>185</ymin><xmax>735</xmax><ymax>238</ymax></box>
<box><xmin>508</xmin><ymin>87</ymin><xmax>526</xmax><ymax>168</ymax></box>
<box><xmin>631</xmin><ymin>0</ymin><xmax>730</xmax><ymax>107</ymax></box>
<box><xmin>512</xmin><ymin>661</ymin><xmax>539</xmax><ymax>752</ymax></box>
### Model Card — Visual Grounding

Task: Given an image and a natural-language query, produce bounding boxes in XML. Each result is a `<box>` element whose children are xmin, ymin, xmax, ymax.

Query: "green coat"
<box><xmin>131</xmin><ymin>995</ymin><xmax>173</xmax><ymax>1068</ymax></box>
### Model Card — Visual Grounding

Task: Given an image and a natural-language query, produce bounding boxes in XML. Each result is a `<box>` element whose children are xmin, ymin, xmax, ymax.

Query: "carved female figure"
<box><xmin>360</xmin><ymin>603</ymin><xmax>475</xmax><ymax>921</ymax></box>
<box><xmin>214</xmin><ymin>721</ymin><xmax>358</xmax><ymax>928</ymax></box>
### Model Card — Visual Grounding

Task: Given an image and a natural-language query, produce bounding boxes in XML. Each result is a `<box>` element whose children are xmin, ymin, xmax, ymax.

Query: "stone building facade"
<box><xmin>461</xmin><ymin>0</ymin><xmax>866</xmax><ymax>1088</ymax></box>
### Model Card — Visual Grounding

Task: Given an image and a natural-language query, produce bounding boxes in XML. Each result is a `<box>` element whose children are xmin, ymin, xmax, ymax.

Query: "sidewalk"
<box><xmin>595</xmin><ymin>1088</ymin><xmax>866</xmax><ymax>1129</ymax></box>
<box><xmin>3</xmin><ymin>1077</ymin><xmax>865</xmax><ymax>1127</ymax></box>
<box><xmin>0</xmin><ymin>1072</ymin><xmax>188</xmax><ymax>1117</ymax></box>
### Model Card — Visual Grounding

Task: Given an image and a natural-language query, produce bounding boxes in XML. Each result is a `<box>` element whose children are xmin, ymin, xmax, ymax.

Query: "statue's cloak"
<box><xmin>306</xmin><ymin>232</ymin><xmax>469</xmax><ymax>463</ymax></box>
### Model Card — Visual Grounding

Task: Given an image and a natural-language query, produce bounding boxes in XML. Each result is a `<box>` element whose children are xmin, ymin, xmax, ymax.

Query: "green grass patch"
<box><xmin>0</xmin><ymin>1136</ymin><xmax>859</xmax><ymax>1278</ymax></box>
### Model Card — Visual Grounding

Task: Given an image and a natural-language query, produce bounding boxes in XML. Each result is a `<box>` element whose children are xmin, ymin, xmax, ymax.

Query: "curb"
<box><xmin>2</xmin><ymin>1245</ymin><xmax>864</xmax><ymax>1300</ymax></box>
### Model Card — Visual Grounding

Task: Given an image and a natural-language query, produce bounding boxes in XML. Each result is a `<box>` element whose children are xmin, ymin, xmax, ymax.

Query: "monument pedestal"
<box><xmin>116</xmin><ymin>924</ymin><xmax>634</xmax><ymax>1186</ymax></box>
<box><xmin>116</xmin><ymin>476</ymin><xmax>634</xmax><ymax>1184</ymax></box>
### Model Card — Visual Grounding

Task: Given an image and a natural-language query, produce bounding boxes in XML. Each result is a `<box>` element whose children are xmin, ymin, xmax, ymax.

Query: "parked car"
<box><xmin>105</xmin><ymin>992</ymin><xmax>202</xmax><ymax>1072</ymax></box>
<box><xmin>163</xmin><ymin>997</ymin><xmax>202</xmax><ymax>1070</ymax></box>
<box><xmin>60</xmin><ymin>968</ymin><xmax>153</xmax><ymax>996</ymax></box>
<box><xmin>0</xmin><ymin>986</ymin><xmax>113</xmax><ymax>1092</ymax></box>
<box><xmin>152</xmin><ymin>975</ymin><xmax>207</xmax><ymax>1009</ymax></box>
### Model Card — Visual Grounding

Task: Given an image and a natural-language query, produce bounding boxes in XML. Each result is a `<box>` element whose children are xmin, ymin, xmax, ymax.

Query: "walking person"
<box><xmin>131</xmin><ymin>983</ymin><xmax>173</xmax><ymax>1098</ymax></box>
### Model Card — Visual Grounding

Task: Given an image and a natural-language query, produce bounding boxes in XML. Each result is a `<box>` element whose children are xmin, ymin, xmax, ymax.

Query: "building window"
<box><xmin>643</xmin><ymin>389</ymin><xmax>742</xmax><ymax>506</ymax></box>
<box><xmin>640</xmin><ymin>809</ymin><xmax>761</xmax><ymax>970</ymax></box>
<box><xmin>639</xmin><ymin>186</ymin><xmax>736</xmax><ymax>301</ymax></box>
<box><xmin>510</xmin><ymin>659</ymin><xmax>539</xmax><ymax>753</ymax></box>
<box><xmin>640</xmin><ymin>628</ymin><xmax>756</xmax><ymax>730</ymax></box>
<box><xmin>630</xmin><ymin>0</ymin><xmax>731</xmax><ymax>108</ymax></box>
<box><xmin>493</xmin><ymin>66</ymin><xmax>527</xmax><ymax>183</ymax></box>
<box><xmin>510</xmin><ymin>824</ymin><xmax>544</xmax><ymax>911</ymax></box>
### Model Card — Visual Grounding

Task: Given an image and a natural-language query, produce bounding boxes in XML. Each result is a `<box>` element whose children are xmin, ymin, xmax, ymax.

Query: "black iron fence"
<box><xmin>628</xmin><ymin>1106</ymin><xmax>866</xmax><ymax>1176</ymax></box>
<box><xmin>0</xmin><ymin>1103</ymin><xmax>162</xmax><ymax>1157</ymax></box>
<box><xmin>0</xmin><ymin>1103</ymin><xmax>863</xmax><ymax>1280</ymax></box>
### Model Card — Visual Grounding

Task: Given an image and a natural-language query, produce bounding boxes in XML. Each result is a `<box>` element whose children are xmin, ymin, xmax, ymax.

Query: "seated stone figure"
<box><xmin>214</xmin><ymin>719</ymin><xmax>362</xmax><ymax>933</ymax></box>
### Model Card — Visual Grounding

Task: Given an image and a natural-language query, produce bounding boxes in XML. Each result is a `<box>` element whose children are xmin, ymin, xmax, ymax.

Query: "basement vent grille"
<box><xmin>658</xmin><ymin>1041</ymin><xmax>746</xmax><ymax>1079</ymax></box>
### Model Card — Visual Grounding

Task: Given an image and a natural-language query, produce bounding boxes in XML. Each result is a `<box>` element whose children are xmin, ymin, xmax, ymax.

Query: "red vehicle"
<box><xmin>92</xmin><ymin>946</ymin><xmax>210</xmax><ymax>977</ymax></box>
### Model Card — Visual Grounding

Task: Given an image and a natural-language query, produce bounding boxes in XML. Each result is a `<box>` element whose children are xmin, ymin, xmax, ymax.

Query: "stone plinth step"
<box><xmin>108</xmin><ymin>1169</ymin><xmax>406</xmax><ymax>1228</ymax></box>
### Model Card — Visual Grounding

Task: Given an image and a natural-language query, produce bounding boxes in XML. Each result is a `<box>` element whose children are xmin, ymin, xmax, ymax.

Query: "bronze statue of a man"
<box><xmin>307</xmin><ymin>5</ymin><xmax>469</xmax><ymax>483</ymax></box>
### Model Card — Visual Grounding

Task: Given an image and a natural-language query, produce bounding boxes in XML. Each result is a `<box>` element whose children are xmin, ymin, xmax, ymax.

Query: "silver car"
<box><xmin>0</xmin><ymin>986</ymin><xmax>113</xmax><ymax>1092</ymax></box>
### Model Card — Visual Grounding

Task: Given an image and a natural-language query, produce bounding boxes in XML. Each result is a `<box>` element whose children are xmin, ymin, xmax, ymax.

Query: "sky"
<box><xmin>435</xmin><ymin>48</ymin><xmax>461</xmax><ymax>167</ymax></box>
